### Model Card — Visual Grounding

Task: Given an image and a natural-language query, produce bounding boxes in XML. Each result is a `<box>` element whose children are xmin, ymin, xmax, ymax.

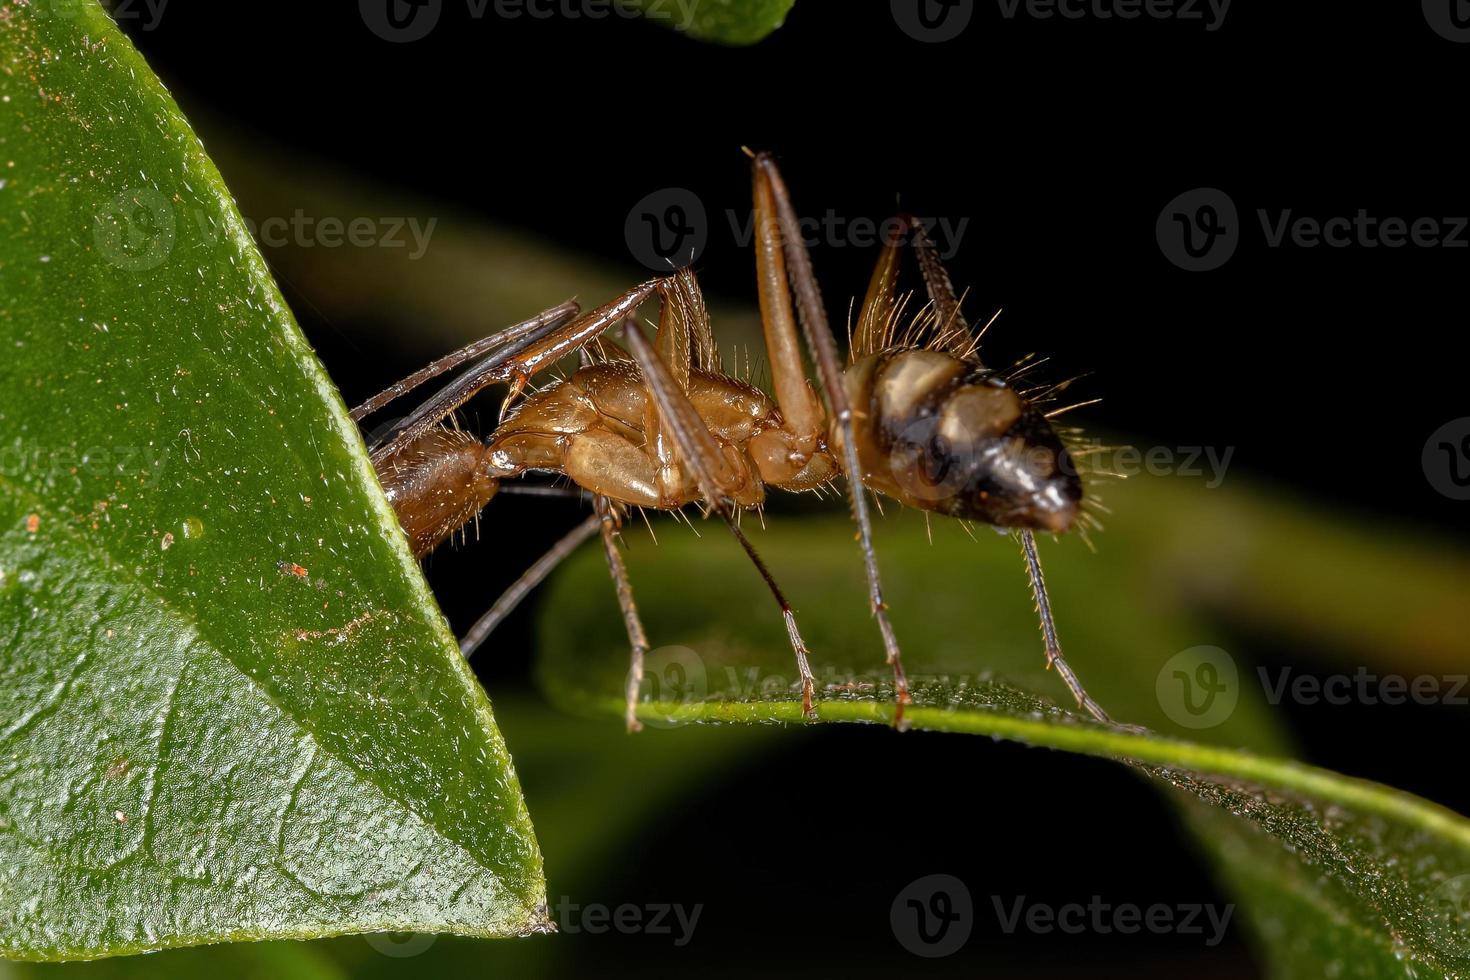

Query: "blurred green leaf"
<box><xmin>538</xmin><ymin>498</ymin><xmax>1470</xmax><ymax>978</ymax></box>
<box><xmin>623</xmin><ymin>0</ymin><xmax>796</xmax><ymax>44</ymax></box>
<box><xmin>0</xmin><ymin>1</ymin><xmax>545</xmax><ymax>960</ymax></box>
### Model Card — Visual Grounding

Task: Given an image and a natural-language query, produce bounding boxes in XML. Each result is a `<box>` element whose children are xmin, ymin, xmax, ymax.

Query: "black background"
<box><xmin>115</xmin><ymin>2</ymin><xmax>1467</xmax><ymax>976</ymax></box>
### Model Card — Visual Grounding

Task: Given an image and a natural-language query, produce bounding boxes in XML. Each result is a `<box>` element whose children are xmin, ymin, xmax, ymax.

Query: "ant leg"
<box><xmin>905</xmin><ymin>215</ymin><xmax>973</xmax><ymax>353</ymax></box>
<box><xmin>723</xmin><ymin>517</ymin><xmax>818</xmax><ymax>716</ymax></box>
<box><xmin>749</xmin><ymin>152</ymin><xmax>911</xmax><ymax>725</ymax></box>
<box><xmin>902</xmin><ymin>217</ymin><xmax>1114</xmax><ymax>724</ymax></box>
<box><xmin>351</xmin><ymin>300</ymin><xmax>580</xmax><ymax>423</ymax></box>
<box><xmin>1018</xmin><ymin>531</ymin><xmax>1112</xmax><ymax>723</ymax></box>
<box><xmin>852</xmin><ymin>224</ymin><xmax>903</xmax><ymax>360</ymax></box>
<box><xmin>459</xmin><ymin>513</ymin><xmax>602</xmax><ymax>659</ymax></box>
<box><xmin>899</xmin><ymin>218</ymin><xmax>1105</xmax><ymax>719</ymax></box>
<box><xmin>369</xmin><ymin>281</ymin><xmax>659</xmax><ymax>464</ymax></box>
<box><xmin>594</xmin><ymin>497</ymin><xmax>652</xmax><ymax>734</ymax></box>
<box><xmin>621</xmin><ymin>306</ymin><xmax>739</xmax><ymax>509</ymax></box>
<box><xmin>622</xmin><ymin>315</ymin><xmax>820</xmax><ymax>716</ymax></box>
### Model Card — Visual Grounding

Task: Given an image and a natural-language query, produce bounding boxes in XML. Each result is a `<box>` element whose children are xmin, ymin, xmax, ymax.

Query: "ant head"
<box><xmin>884</xmin><ymin>371</ymin><xmax>1083</xmax><ymax>532</ymax></box>
<box><xmin>961</xmin><ymin>406</ymin><xmax>1083</xmax><ymax>533</ymax></box>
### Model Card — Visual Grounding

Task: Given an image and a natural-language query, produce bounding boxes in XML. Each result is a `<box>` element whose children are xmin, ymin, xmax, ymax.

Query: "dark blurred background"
<box><xmin>103</xmin><ymin>3</ymin><xmax>1467</xmax><ymax>975</ymax></box>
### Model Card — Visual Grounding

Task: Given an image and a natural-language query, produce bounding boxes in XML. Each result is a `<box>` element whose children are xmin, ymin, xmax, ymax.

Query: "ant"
<box><xmin>352</xmin><ymin>151</ymin><xmax>1113</xmax><ymax>732</ymax></box>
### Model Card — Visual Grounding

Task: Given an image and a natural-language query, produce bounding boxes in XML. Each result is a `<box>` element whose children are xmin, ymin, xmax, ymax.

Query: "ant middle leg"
<box><xmin>621</xmin><ymin>311</ymin><xmax>821</xmax><ymax>717</ymax></box>
<box><xmin>593</xmin><ymin>496</ymin><xmax>654</xmax><ymax>734</ymax></box>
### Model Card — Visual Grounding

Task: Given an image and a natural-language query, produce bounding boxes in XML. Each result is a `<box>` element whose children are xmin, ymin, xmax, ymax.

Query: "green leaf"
<box><xmin>0</xmin><ymin>2</ymin><xmax>546</xmax><ymax>961</ymax></box>
<box><xmin>1</xmin><ymin>695</ymin><xmax>779</xmax><ymax>979</ymax></box>
<box><xmin>537</xmin><ymin>501</ymin><xmax>1470</xmax><ymax>978</ymax></box>
<box><xmin>623</xmin><ymin>0</ymin><xmax>796</xmax><ymax>44</ymax></box>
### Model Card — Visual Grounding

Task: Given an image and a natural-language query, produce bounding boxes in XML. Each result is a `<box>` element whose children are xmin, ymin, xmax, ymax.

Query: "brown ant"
<box><xmin>352</xmin><ymin>152</ymin><xmax>1113</xmax><ymax>732</ymax></box>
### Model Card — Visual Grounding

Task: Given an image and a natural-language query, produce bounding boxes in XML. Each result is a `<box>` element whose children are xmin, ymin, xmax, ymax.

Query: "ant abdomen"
<box><xmin>844</xmin><ymin>349</ymin><xmax>1081</xmax><ymax>533</ymax></box>
<box><xmin>377</xmin><ymin>428</ymin><xmax>500</xmax><ymax>558</ymax></box>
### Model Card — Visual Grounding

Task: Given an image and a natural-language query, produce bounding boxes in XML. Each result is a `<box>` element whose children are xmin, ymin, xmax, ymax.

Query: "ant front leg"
<box><xmin>902</xmin><ymin>214</ymin><xmax>1115</xmax><ymax>725</ymax></box>
<box><xmin>367</xmin><ymin>282</ymin><xmax>659</xmax><ymax>468</ymax></box>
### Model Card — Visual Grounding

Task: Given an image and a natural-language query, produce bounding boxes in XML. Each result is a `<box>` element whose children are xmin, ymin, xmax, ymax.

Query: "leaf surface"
<box><xmin>0</xmin><ymin>2</ymin><xmax>546</xmax><ymax>960</ymax></box>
